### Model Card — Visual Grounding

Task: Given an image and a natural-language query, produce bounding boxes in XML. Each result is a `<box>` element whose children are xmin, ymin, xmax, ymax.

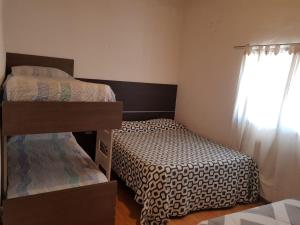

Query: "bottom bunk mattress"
<box><xmin>113</xmin><ymin>119</ymin><xmax>259</xmax><ymax>225</ymax></box>
<box><xmin>7</xmin><ymin>133</ymin><xmax>107</xmax><ymax>199</ymax></box>
<box><xmin>199</xmin><ymin>199</ymin><xmax>300</xmax><ymax>225</ymax></box>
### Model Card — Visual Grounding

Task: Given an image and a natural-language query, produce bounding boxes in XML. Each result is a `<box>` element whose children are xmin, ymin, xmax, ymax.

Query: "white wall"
<box><xmin>5</xmin><ymin>0</ymin><xmax>300</xmax><ymax>147</ymax></box>
<box><xmin>176</xmin><ymin>0</ymin><xmax>300</xmax><ymax>147</ymax></box>
<box><xmin>4</xmin><ymin>0</ymin><xmax>183</xmax><ymax>84</ymax></box>
<box><xmin>0</xmin><ymin>0</ymin><xmax>5</xmax><ymax>84</ymax></box>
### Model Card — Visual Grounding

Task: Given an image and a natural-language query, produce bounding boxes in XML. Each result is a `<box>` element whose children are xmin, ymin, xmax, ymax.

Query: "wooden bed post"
<box><xmin>1</xmin><ymin>134</ymin><xmax>8</xmax><ymax>205</ymax></box>
<box><xmin>105</xmin><ymin>129</ymin><xmax>113</xmax><ymax>181</ymax></box>
<box><xmin>95</xmin><ymin>130</ymin><xmax>101</xmax><ymax>173</ymax></box>
<box><xmin>95</xmin><ymin>129</ymin><xmax>113</xmax><ymax>181</ymax></box>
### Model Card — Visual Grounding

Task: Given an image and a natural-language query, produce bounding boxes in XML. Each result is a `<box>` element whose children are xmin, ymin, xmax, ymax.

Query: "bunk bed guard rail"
<box><xmin>1</xmin><ymin>101</ymin><xmax>123</xmax><ymax>201</ymax></box>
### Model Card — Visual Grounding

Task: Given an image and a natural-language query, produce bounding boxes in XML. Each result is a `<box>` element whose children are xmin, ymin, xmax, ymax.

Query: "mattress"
<box><xmin>113</xmin><ymin>119</ymin><xmax>259</xmax><ymax>225</ymax></box>
<box><xmin>199</xmin><ymin>199</ymin><xmax>300</xmax><ymax>225</ymax></box>
<box><xmin>4</xmin><ymin>75</ymin><xmax>116</xmax><ymax>102</ymax></box>
<box><xmin>7</xmin><ymin>133</ymin><xmax>107</xmax><ymax>199</ymax></box>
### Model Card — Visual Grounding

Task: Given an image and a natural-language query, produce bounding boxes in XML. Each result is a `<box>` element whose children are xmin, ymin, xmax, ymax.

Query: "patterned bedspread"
<box><xmin>7</xmin><ymin>133</ymin><xmax>107</xmax><ymax>199</ymax></box>
<box><xmin>113</xmin><ymin>119</ymin><xmax>259</xmax><ymax>225</ymax></box>
<box><xmin>4</xmin><ymin>75</ymin><xmax>116</xmax><ymax>102</ymax></box>
<box><xmin>199</xmin><ymin>199</ymin><xmax>300</xmax><ymax>225</ymax></box>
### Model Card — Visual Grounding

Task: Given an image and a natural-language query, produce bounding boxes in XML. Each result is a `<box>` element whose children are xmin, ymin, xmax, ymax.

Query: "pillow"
<box><xmin>119</xmin><ymin>120</ymin><xmax>149</xmax><ymax>133</ymax></box>
<box><xmin>11</xmin><ymin>66</ymin><xmax>72</xmax><ymax>79</ymax></box>
<box><xmin>118</xmin><ymin>119</ymin><xmax>185</xmax><ymax>133</ymax></box>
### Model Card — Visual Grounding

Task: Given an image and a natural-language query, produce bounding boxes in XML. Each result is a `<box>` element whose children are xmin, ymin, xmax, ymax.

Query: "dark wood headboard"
<box><xmin>5</xmin><ymin>53</ymin><xmax>177</xmax><ymax>121</ymax></box>
<box><xmin>78</xmin><ymin>78</ymin><xmax>177</xmax><ymax>121</ymax></box>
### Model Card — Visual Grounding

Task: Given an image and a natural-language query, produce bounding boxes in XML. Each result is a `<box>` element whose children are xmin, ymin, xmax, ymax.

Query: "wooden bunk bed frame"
<box><xmin>1</xmin><ymin>53</ymin><xmax>123</xmax><ymax>225</ymax></box>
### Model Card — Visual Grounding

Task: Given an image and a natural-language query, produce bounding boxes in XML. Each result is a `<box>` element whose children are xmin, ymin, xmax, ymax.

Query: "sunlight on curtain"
<box><xmin>233</xmin><ymin>45</ymin><xmax>300</xmax><ymax>201</ymax></box>
<box><xmin>235</xmin><ymin>50</ymin><xmax>293</xmax><ymax>129</ymax></box>
<box><xmin>281</xmin><ymin>56</ymin><xmax>300</xmax><ymax>132</ymax></box>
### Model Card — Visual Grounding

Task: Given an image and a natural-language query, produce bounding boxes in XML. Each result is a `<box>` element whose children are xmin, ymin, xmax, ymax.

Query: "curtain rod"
<box><xmin>234</xmin><ymin>42</ymin><xmax>300</xmax><ymax>49</ymax></box>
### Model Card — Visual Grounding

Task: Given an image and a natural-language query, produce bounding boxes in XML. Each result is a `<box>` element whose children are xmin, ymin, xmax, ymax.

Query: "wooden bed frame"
<box><xmin>1</xmin><ymin>53</ymin><xmax>123</xmax><ymax>225</ymax></box>
<box><xmin>5</xmin><ymin>52</ymin><xmax>178</xmax><ymax>161</ymax></box>
<box><xmin>5</xmin><ymin>52</ymin><xmax>178</xmax><ymax>121</ymax></box>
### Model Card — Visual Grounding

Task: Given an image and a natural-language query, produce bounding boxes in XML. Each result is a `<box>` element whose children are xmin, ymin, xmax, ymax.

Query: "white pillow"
<box><xmin>11</xmin><ymin>66</ymin><xmax>72</xmax><ymax>79</ymax></box>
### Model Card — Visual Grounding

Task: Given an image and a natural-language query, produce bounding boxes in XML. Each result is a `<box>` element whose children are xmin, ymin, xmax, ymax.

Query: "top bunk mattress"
<box><xmin>7</xmin><ymin>133</ymin><xmax>107</xmax><ymax>199</ymax></box>
<box><xmin>4</xmin><ymin>75</ymin><xmax>116</xmax><ymax>102</ymax></box>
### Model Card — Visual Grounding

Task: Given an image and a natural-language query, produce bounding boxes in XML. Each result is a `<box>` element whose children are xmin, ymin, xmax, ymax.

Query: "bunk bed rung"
<box><xmin>97</xmin><ymin>150</ymin><xmax>109</xmax><ymax>169</ymax></box>
<box><xmin>96</xmin><ymin>129</ymin><xmax>113</xmax><ymax>181</ymax></box>
<box><xmin>99</xmin><ymin>129</ymin><xmax>113</xmax><ymax>146</ymax></box>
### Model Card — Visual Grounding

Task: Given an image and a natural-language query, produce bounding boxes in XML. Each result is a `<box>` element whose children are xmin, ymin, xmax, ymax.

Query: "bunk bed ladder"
<box><xmin>95</xmin><ymin>129</ymin><xmax>113</xmax><ymax>181</ymax></box>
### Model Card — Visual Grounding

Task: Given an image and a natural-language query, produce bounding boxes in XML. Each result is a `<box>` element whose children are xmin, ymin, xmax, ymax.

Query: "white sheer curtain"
<box><xmin>233</xmin><ymin>45</ymin><xmax>300</xmax><ymax>201</ymax></box>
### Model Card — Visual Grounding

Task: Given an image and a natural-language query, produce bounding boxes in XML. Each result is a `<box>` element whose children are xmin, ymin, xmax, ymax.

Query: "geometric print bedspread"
<box><xmin>113</xmin><ymin>123</ymin><xmax>259</xmax><ymax>225</ymax></box>
<box><xmin>199</xmin><ymin>199</ymin><xmax>300</xmax><ymax>225</ymax></box>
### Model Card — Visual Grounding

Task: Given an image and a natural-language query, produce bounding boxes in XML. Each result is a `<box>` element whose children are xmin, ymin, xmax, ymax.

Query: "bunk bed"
<box><xmin>1</xmin><ymin>53</ymin><xmax>123</xmax><ymax>225</ymax></box>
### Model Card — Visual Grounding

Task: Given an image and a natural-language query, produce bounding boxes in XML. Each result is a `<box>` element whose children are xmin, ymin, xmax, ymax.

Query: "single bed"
<box><xmin>112</xmin><ymin>119</ymin><xmax>260</xmax><ymax>225</ymax></box>
<box><xmin>198</xmin><ymin>198</ymin><xmax>300</xmax><ymax>225</ymax></box>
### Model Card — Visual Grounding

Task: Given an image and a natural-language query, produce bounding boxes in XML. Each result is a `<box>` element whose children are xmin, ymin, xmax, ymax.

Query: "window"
<box><xmin>233</xmin><ymin>44</ymin><xmax>300</xmax><ymax>202</ymax></box>
<box><xmin>234</xmin><ymin>45</ymin><xmax>300</xmax><ymax>132</ymax></box>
